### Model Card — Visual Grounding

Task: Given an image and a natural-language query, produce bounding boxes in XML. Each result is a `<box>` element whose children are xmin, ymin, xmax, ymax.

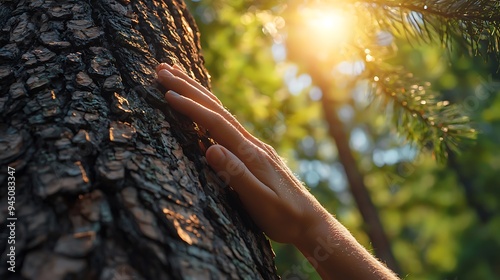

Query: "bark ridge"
<box><xmin>0</xmin><ymin>0</ymin><xmax>278</xmax><ymax>279</ymax></box>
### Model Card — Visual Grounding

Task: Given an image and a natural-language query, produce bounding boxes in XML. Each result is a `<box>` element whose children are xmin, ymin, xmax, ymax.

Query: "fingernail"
<box><xmin>158</xmin><ymin>69</ymin><xmax>172</xmax><ymax>79</ymax></box>
<box><xmin>167</xmin><ymin>90</ymin><xmax>180</xmax><ymax>98</ymax></box>
<box><xmin>209</xmin><ymin>145</ymin><xmax>226</xmax><ymax>167</ymax></box>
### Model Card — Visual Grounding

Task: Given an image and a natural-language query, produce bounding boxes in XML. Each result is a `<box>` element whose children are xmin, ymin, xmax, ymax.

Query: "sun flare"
<box><xmin>285</xmin><ymin>4</ymin><xmax>358</xmax><ymax>64</ymax></box>
<box><xmin>304</xmin><ymin>7</ymin><xmax>353</xmax><ymax>46</ymax></box>
<box><xmin>307</xmin><ymin>9</ymin><xmax>348</xmax><ymax>30</ymax></box>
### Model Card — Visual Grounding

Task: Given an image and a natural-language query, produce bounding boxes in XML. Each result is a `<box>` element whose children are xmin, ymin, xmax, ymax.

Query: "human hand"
<box><xmin>155</xmin><ymin>63</ymin><xmax>327</xmax><ymax>244</ymax></box>
<box><xmin>155</xmin><ymin>63</ymin><xmax>400</xmax><ymax>279</ymax></box>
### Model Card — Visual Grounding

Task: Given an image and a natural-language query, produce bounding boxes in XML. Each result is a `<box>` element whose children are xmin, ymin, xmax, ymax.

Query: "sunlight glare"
<box><xmin>303</xmin><ymin>7</ymin><xmax>353</xmax><ymax>48</ymax></box>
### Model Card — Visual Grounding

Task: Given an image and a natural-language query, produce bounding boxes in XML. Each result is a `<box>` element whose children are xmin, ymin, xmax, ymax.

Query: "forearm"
<box><xmin>294</xmin><ymin>212</ymin><xmax>399</xmax><ymax>280</ymax></box>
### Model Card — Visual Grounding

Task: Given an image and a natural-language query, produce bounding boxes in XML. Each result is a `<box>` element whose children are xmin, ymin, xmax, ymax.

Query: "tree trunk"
<box><xmin>306</xmin><ymin>65</ymin><xmax>401</xmax><ymax>275</ymax></box>
<box><xmin>320</xmin><ymin>95</ymin><xmax>401</xmax><ymax>275</ymax></box>
<box><xmin>0</xmin><ymin>0</ymin><xmax>278</xmax><ymax>279</ymax></box>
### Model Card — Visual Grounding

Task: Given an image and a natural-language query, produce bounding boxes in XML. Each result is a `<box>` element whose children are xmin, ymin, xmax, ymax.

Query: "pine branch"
<box><xmin>361</xmin><ymin>0</ymin><xmax>500</xmax><ymax>56</ymax></box>
<box><xmin>284</xmin><ymin>0</ymin><xmax>487</xmax><ymax>161</ymax></box>
<box><xmin>367</xmin><ymin>68</ymin><xmax>477</xmax><ymax>162</ymax></box>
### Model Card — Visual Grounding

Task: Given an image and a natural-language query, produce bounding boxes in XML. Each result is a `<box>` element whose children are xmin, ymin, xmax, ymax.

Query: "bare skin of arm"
<box><xmin>155</xmin><ymin>63</ymin><xmax>399</xmax><ymax>280</ymax></box>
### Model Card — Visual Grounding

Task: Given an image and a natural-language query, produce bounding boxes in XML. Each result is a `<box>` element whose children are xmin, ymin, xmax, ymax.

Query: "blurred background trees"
<box><xmin>187</xmin><ymin>0</ymin><xmax>500</xmax><ymax>279</ymax></box>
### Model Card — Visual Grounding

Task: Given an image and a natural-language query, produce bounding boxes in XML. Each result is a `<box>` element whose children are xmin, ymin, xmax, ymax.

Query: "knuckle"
<box><xmin>262</xmin><ymin>143</ymin><xmax>278</xmax><ymax>155</ymax></box>
<box><xmin>237</xmin><ymin>141</ymin><xmax>259</xmax><ymax>161</ymax></box>
<box><xmin>237</xmin><ymin>140</ymin><xmax>253</xmax><ymax>153</ymax></box>
<box><xmin>226</xmin><ymin>157</ymin><xmax>247</xmax><ymax>177</ymax></box>
<box><xmin>256</xmin><ymin>145</ymin><xmax>274</xmax><ymax>163</ymax></box>
<box><xmin>256</xmin><ymin>148</ymin><xmax>272</xmax><ymax>162</ymax></box>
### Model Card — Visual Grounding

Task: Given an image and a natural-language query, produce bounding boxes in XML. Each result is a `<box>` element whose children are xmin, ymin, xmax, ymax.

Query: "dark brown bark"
<box><xmin>0</xmin><ymin>0</ymin><xmax>278</xmax><ymax>279</ymax></box>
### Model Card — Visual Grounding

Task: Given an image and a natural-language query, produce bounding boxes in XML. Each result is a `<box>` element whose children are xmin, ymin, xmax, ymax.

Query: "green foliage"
<box><xmin>187</xmin><ymin>0</ymin><xmax>323</xmax><ymax>153</ymax></box>
<box><xmin>371</xmin><ymin>69</ymin><xmax>476</xmax><ymax>162</ymax></box>
<box><xmin>283</xmin><ymin>0</ymin><xmax>500</xmax><ymax>160</ymax></box>
<box><xmin>365</xmin><ymin>0</ymin><xmax>500</xmax><ymax>57</ymax></box>
<box><xmin>186</xmin><ymin>0</ymin><xmax>500</xmax><ymax>279</ymax></box>
<box><xmin>352</xmin><ymin>43</ymin><xmax>500</xmax><ymax>279</ymax></box>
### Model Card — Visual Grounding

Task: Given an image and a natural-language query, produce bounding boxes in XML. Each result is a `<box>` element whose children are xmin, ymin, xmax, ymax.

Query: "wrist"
<box><xmin>293</xmin><ymin>194</ymin><xmax>335</xmax><ymax>246</ymax></box>
<box><xmin>293</xmin><ymin>211</ymin><xmax>345</xmax><ymax>257</ymax></box>
<box><xmin>292</xmin><ymin>213</ymin><xmax>348</xmax><ymax>279</ymax></box>
<box><xmin>293</xmin><ymin>212</ymin><xmax>399</xmax><ymax>280</ymax></box>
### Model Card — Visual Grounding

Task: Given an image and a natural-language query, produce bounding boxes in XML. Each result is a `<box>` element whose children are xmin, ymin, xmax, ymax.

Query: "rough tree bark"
<box><xmin>0</xmin><ymin>0</ymin><xmax>278</xmax><ymax>279</ymax></box>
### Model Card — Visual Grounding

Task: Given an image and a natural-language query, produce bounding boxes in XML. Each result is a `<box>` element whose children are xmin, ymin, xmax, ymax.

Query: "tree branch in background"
<box><xmin>321</xmin><ymin>91</ymin><xmax>401</xmax><ymax>274</ymax></box>
<box><xmin>366</xmin><ymin>67</ymin><xmax>477</xmax><ymax>162</ymax></box>
<box><xmin>363</xmin><ymin>0</ymin><xmax>500</xmax><ymax>57</ymax></box>
<box><xmin>309</xmin><ymin>65</ymin><xmax>402</xmax><ymax>274</ymax></box>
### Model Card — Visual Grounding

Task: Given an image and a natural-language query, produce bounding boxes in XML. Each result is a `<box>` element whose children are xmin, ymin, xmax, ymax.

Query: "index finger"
<box><xmin>165</xmin><ymin>90</ymin><xmax>270</xmax><ymax>172</ymax></box>
<box><xmin>157</xmin><ymin>68</ymin><xmax>265</xmax><ymax>149</ymax></box>
<box><xmin>156</xmin><ymin>63</ymin><xmax>222</xmax><ymax>106</ymax></box>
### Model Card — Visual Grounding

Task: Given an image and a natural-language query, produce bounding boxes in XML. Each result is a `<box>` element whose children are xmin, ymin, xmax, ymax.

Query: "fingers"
<box><xmin>156</xmin><ymin>65</ymin><xmax>264</xmax><ymax>148</ymax></box>
<box><xmin>158</xmin><ymin>69</ymin><xmax>220</xmax><ymax>114</ymax></box>
<box><xmin>205</xmin><ymin>144</ymin><xmax>279</xmax><ymax>218</ymax></box>
<box><xmin>156</xmin><ymin>63</ymin><xmax>221</xmax><ymax>105</ymax></box>
<box><xmin>157</xmin><ymin>63</ymin><xmax>289</xmax><ymax>188</ymax></box>
<box><xmin>165</xmin><ymin>89</ymin><xmax>285</xmax><ymax>189</ymax></box>
<box><xmin>206</xmin><ymin>144</ymin><xmax>306</xmax><ymax>243</ymax></box>
<box><xmin>164</xmin><ymin>89</ymin><xmax>259</xmax><ymax>165</ymax></box>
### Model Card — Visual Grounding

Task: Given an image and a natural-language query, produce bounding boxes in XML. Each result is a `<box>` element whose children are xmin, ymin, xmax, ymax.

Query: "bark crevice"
<box><xmin>0</xmin><ymin>1</ymin><xmax>278</xmax><ymax>279</ymax></box>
